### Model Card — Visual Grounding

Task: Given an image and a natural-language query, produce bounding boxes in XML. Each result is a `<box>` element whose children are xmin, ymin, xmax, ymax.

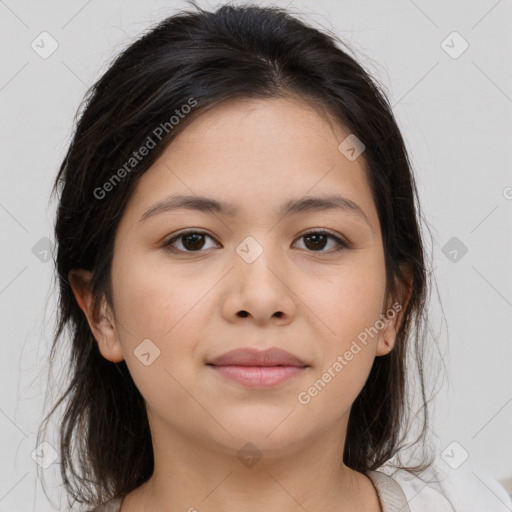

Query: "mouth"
<box><xmin>206</xmin><ymin>347</ymin><xmax>309</xmax><ymax>388</ymax></box>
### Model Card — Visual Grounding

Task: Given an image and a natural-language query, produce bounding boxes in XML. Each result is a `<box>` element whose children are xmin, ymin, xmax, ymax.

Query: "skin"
<box><xmin>69</xmin><ymin>96</ymin><xmax>412</xmax><ymax>512</ymax></box>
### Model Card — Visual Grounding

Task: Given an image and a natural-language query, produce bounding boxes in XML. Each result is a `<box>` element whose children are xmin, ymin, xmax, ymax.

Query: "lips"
<box><xmin>206</xmin><ymin>347</ymin><xmax>309</xmax><ymax>388</ymax></box>
<box><xmin>206</xmin><ymin>347</ymin><xmax>307</xmax><ymax>367</ymax></box>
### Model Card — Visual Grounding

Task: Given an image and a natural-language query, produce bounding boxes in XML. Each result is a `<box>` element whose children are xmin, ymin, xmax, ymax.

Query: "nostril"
<box><xmin>238</xmin><ymin>310</ymin><xmax>249</xmax><ymax>317</ymax></box>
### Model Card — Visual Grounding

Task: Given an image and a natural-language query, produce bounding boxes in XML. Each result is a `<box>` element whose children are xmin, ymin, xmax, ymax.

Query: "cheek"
<box><xmin>298</xmin><ymin>277</ymin><xmax>381</xmax><ymax>420</ymax></box>
<box><xmin>110</xmin><ymin>258</ymin><xmax>206</xmax><ymax>412</ymax></box>
<box><xmin>110</xmin><ymin>253</ymin><xmax>218</xmax><ymax>392</ymax></box>
<box><xmin>307</xmin><ymin>259</ymin><xmax>387</xmax><ymax>346</ymax></box>
<box><xmin>299</xmin><ymin>259</ymin><xmax>385</xmax><ymax>406</ymax></box>
<box><xmin>111</xmin><ymin>252</ymin><xmax>205</xmax><ymax>341</ymax></box>
<box><xmin>297</xmin><ymin>352</ymin><xmax>375</xmax><ymax>429</ymax></box>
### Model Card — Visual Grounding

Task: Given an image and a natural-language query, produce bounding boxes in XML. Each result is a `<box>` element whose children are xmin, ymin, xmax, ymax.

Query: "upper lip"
<box><xmin>207</xmin><ymin>348</ymin><xmax>308</xmax><ymax>367</ymax></box>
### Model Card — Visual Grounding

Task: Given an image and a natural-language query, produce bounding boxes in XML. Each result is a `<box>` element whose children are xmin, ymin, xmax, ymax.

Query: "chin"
<box><xmin>212</xmin><ymin>416</ymin><xmax>312</xmax><ymax>453</ymax></box>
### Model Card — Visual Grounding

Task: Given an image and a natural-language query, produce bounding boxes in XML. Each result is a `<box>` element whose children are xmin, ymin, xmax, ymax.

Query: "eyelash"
<box><xmin>162</xmin><ymin>229</ymin><xmax>349</xmax><ymax>255</ymax></box>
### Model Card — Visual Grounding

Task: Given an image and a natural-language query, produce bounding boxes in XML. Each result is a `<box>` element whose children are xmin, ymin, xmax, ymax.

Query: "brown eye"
<box><xmin>294</xmin><ymin>230</ymin><xmax>348</xmax><ymax>253</ymax></box>
<box><xmin>163</xmin><ymin>231</ymin><xmax>218</xmax><ymax>252</ymax></box>
<box><xmin>303</xmin><ymin>233</ymin><xmax>328</xmax><ymax>250</ymax></box>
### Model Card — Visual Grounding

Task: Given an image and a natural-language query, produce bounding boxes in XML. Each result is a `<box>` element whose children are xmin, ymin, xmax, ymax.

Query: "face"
<box><xmin>72</xmin><ymin>96</ymin><xmax>404</xmax><ymax>461</ymax></box>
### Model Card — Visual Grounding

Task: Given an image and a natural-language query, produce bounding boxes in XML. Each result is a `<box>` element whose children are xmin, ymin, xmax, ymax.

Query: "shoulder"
<box><xmin>369</xmin><ymin>458</ymin><xmax>512</xmax><ymax>512</ymax></box>
<box><xmin>82</xmin><ymin>497</ymin><xmax>123</xmax><ymax>512</ymax></box>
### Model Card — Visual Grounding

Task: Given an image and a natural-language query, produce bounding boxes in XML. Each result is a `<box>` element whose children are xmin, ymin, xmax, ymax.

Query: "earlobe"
<box><xmin>376</xmin><ymin>265</ymin><xmax>413</xmax><ymax>356</ymax></box>
<box><xmin>68</xmin><ymin>269</ymin><xmax>124</xmax><ymax>363</ymax></box>
<box><xmin>376</xmin><ymin>321</ymin><xmax>398</xmax><ymax>356</ymax></box>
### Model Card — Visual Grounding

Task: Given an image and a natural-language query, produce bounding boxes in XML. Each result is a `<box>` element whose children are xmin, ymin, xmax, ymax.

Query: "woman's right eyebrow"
<box><xmin>139</xmin><ymin>193</ymin><xmax>371</xmax><ymax>228</ymax></box>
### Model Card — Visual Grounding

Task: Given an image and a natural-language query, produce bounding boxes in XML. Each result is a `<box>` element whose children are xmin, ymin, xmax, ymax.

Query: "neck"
<box><xmin>124</xmin><ymin>412</ymin><xmax>381</xmax><ymax>512</ymax></box>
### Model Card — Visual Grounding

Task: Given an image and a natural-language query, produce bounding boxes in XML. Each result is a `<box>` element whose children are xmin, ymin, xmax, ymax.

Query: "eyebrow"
<box><xmin>139</xmin><ymin>193</ymin><xmax>372</xmax><ymax>227</ymax></box>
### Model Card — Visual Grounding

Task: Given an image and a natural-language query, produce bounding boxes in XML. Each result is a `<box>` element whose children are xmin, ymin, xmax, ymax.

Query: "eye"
<box><xmin>162</xmin><ymin>230</ymin><xmax>218</xmax><ymax>253</ymax></box>
<box><xmin>293</xmin><ymin>230</ymin><xmax>348</xmax><ymax>253</ymax></box>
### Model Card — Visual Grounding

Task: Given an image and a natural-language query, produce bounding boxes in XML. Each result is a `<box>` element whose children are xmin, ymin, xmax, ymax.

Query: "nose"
<box><xmin>221</xmin><ymin>243</ymin><xmax>297</xmax><ymax>326</ymax></box>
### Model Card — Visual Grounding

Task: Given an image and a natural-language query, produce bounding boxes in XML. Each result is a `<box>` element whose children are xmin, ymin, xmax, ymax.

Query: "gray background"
<box><xmin>1</xmin><ymin>0</ymin><xmax>511</xmax><ymax>510</ymax></box>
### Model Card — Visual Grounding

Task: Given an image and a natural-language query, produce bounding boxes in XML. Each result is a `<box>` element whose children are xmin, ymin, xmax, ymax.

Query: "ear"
<box><xmin>376</xmin><ymin>264</ymin><xmax>413</xmax><ymax>356</ymax></box>
<box><xmin>68</xmin><ymin>269</ymin><xmax>124</xmax><ymax>363</ymax></box>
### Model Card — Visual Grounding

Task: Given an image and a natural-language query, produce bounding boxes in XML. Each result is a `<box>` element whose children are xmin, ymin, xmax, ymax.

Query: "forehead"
<box><xmin>119</xmin><ymin>96</ymin><xmax>379</xmax><ymax>233</ymax></box>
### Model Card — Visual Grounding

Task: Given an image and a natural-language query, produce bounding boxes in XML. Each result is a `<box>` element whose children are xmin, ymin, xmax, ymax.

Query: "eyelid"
<box><xmin>296</xmin><ymin>227</ymin><xmax>349</xmax><ymax>245</ymax></box>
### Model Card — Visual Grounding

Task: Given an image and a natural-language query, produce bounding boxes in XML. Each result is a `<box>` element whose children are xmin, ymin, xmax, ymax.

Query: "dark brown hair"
<box><xmin>38</xmin><ymin>2</ymin><xmax>444</xmax><ymax>508</ymax></box>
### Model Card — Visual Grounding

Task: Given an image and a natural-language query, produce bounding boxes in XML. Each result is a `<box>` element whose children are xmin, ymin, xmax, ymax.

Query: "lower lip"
<box><xmin>209</xmin><ymin>365</ymin><xmax>306</xmax><ymax>388</ymax></box>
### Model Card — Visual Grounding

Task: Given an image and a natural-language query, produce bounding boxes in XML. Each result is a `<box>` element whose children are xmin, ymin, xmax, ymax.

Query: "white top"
<box><xmin>367</xmin><ymin>460</ymin><xmax>512</xmax><ymax>512</ymax></box>
<box><xmin>87</xmin><ymin>462</ymin><xmax>512</xmax><ymax>512</ymax></box>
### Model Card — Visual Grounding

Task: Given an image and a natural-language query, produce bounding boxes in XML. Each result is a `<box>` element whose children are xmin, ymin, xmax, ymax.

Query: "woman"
<box><xmin>38</xmin><ymin>3</ymin><xmax>511</xmax><ymax>511</ymax></box>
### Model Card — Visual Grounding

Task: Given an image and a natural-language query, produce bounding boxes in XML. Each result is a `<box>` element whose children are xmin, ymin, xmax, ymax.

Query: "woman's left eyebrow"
<box><xmin>139</xmin><ymin>193</ymin><xmax>371</xmax><ymax>228</ymax></box>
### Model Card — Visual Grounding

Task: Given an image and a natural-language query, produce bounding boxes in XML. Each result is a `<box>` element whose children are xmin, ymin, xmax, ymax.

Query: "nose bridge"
<box><xmin>235</xmin><ymin>233</ymin><xmax>271</xmax><ymax>266</ymax></box>
<box><xmin>223</xmin><ymin>232</ymin><xmax>296</xmax><ymax>323</ymax></box>
<box><xmin>233</xmin><ymin>233</ymin><xmax>282</xmax><ymax>288</ymax></box>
